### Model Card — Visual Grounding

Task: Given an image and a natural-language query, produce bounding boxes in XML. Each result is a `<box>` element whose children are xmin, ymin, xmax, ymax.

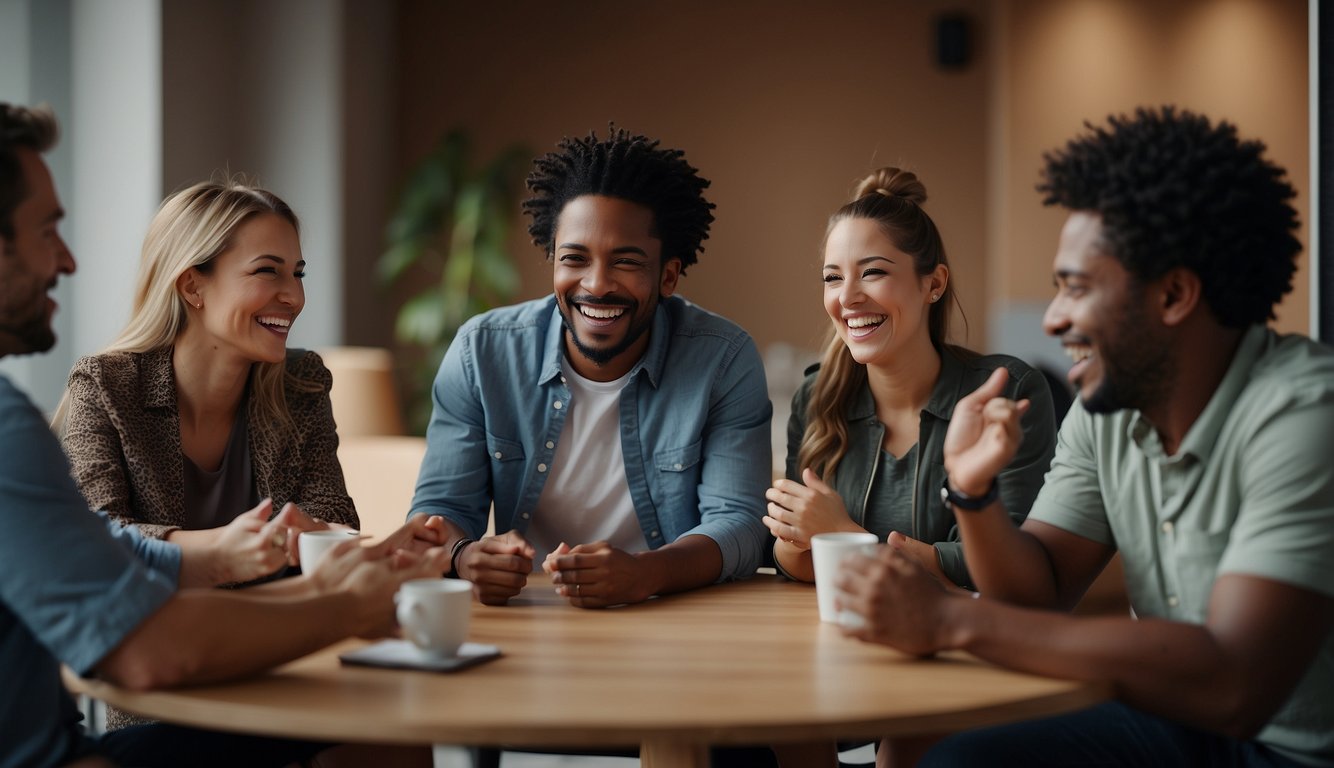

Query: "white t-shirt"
<box><xmin>527</xmin><ymin>359</ymin><xmax>649</xmax><ymax>568</ymax></box>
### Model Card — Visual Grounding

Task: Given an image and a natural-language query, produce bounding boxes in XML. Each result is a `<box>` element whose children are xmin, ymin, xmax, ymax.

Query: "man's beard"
<box><xmin>1081</xmin><ymin>299</ymin><xmax>1173</xmax><ymax>415</ymax></box>
<box><xmin>558</xmin><ymin>296</ymin><xmax>653</xmax><ymax>367</ymax></box>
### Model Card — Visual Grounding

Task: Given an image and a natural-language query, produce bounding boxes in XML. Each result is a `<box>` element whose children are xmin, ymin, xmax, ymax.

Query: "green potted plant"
<box><xmin>378</xmin><ymin>130</ymin><xmax>530</xmax><ymax>432</ymax></box>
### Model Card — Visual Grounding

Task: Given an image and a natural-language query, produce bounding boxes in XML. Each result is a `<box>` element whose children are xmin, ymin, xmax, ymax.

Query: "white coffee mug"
<box><xmin>395</xmin><ymin>578</ymin><xmax>473</xmax><ymax>658</ymax></box>
<box><xmin>297</xmin><ymin>529</ymin><xmax>360</xmax><ymax>573</ymax></box>
<box><xmin>810</xmin><ymin>531</ymin><xmax>879</xmax><ymax>627</ymax></box>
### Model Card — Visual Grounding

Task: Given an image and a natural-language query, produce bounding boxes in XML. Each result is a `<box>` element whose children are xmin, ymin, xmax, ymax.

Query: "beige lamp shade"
<box><xmin>317</xmin><ymin>346</ymin><xmax>406</xmax><ymax>437</ymax></box>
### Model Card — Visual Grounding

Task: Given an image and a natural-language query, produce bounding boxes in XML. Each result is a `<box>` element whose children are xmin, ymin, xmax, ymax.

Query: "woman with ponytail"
<box><xmin>764</xmin><ymin>168</ymin><xmax>1057</xmax><ymax>588</ymax></box>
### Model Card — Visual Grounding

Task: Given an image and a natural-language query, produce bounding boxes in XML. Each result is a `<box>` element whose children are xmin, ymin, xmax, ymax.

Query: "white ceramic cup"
<box><xmin>810</xmin><ymin>531</ymin><xmax>880</xmax><ymax>627</ymax></box>
<box><xmin>297</xmin><ymin>529</ymin><xmax>360</xmax><ymax>573</ymax></box>
<box><xmin>395</xmin><ymin>578</ymin><xmax>473</xmax><ymax>658</ymax></box>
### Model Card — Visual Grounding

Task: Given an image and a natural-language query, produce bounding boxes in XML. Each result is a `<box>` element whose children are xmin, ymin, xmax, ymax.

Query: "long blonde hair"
<box><xmin>797</xmin><ymin>167</ymin><xmax>965</xmax><ymax>480</ymax></box>
<box><xmin>55</xmin><ymin>179</ymin><xmax>311</xmax><ymax>432</ymax></box>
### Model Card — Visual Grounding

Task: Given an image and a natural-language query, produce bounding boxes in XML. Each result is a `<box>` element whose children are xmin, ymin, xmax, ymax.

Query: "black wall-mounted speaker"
<box><xmin>936</xmin><ymin>13</ymin><xmax>971</xmax><ymax>70</ymax></box>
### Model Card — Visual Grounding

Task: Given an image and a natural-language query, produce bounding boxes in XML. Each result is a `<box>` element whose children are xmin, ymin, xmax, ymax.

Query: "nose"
<box><xmin>279</xmin><ymin>274</ymin><xmax>305</xmax><ymax>311</ymax></box>
<box><xmin>839</xmin><ymin>278</ymin><xmax>862</xmax><ymax>308</ymax></box>
<box><xmin>57</xmin><ymin>234</ymin><xmax>76</xmax><ymax>276</ymax></box>
<box><xmin>1042</xmin><ymin>294</ymin><xmax>1068</xmax><ymax>337</ymax></box>
<box><xmin>581</xmin><ymin>262</ymin><xmax>613</xmax><ymax>296</ymax></box>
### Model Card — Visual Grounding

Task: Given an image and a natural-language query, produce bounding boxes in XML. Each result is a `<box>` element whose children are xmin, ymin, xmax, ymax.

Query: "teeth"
<box><xmin>846</xmin><ymin>315</ymin><xmax>886</xmax><ymax>329</ymax></box>
<box><xmin>258</xmin><ymin>316</ymin><xmax>291</xmax><ymax>328</ymax></box>
<box><xmin>580</xmin><ymin>305</ymin><xmax>625</xmax><ymax>320</ymax></box>
<box><xmin>1065</xmin><ymin>346</ymin><xmax>1091</xmax><ymax>363</ymax></box>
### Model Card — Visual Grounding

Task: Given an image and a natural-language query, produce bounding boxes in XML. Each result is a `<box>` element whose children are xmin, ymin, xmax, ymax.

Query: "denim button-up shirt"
<box><xmin>410</xmin><ymin>295</ymin><xmax>773</xmax><ymax>581</ymax></box>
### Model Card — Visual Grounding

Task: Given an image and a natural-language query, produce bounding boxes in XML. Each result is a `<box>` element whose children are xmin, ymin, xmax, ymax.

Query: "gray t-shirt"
<box><xmin>862</xmin><ymin>444</ymin><xmax>918</xmax><ymax>541</ymax></box>
<box><xmin>1029</xmin><ymin>326</ymin><xmax>1334</xmax><ymax>765</ymax></box>
<box><xmin>0</xmin><ymin>375</ymin><xmax>179</xmax><ymax>768</ymax></box>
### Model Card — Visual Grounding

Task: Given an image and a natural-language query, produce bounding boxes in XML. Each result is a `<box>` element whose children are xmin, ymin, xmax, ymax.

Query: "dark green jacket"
<box><xmin>785</xmin><ymin>349</ymin><xmax>1058</xmax><ymax>588</ymax></box>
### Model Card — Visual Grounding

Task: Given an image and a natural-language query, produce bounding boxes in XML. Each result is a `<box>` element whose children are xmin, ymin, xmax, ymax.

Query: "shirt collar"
<box><xmin>537</xmin><ymin>298</ymin><xmax>671</xmax><ymax>389</ymax></box>
<box><xmin>845</xmin><ymin>348</ymin><xmax>960</xmax><ymax>421</ymax></box>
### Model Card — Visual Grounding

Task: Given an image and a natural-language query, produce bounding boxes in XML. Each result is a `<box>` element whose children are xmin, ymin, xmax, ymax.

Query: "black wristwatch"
<box><xmin>940</xmin><ymin>477</ymin><xmax>999</xmax><ymax>511</ymax></box>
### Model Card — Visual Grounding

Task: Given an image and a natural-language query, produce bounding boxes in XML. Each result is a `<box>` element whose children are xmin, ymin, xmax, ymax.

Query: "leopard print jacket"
<box><xmin>61</xmin><ymin>346</ymin><xmax>358</xmax><ymax>537</ymax></box>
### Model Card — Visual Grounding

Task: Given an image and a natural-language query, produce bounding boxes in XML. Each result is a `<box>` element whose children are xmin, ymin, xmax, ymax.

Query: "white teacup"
<box><xmin>297</xmin><ymin>529</ymin><xmax>360</xmax><ymax>572</ymax></box>
<box><xmin>395</xmin><ymin>578</ymin><xmax>473</xmax><ymax>658</ymax></box>
<box><xmin>810</xmin><ymin>532</ymin><xmax>879</xmax><ymax>627</ymax></box>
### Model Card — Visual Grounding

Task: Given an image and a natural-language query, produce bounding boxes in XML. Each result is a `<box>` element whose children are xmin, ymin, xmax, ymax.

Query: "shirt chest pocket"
<box><xmin>651</xmin><ymin>441</ymin><xmax>702</xmax><ymax>512</ymax></box>
<box><xmin>486</xmin><ymin>435</ymin><xmax>526</xmax><ymax>464</ymax></box>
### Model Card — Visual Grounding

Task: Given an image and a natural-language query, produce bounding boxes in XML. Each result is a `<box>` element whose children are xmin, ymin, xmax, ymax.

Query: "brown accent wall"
<box><xmin>392</xmin><ymin>0</ymin><xmax>993</xmax><ymax>358</ymax></box>
<box><xmin>993</xmin><ymin>0</ymin><xmax>1310</xmax><ymax>333</ymax></box>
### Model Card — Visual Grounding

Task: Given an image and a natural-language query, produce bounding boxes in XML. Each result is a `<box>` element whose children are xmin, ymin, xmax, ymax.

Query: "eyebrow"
<box><xmin>250</xmin><ymin>254</ymin><xmax>289</xmax><ymax>265</ymax></box>
<box><xmin>44</xmin><ymin>207</ymin><xmax>65</xmax><ymax>225</ymax></box>
<box><xmin>556</xmin><ymin>243</ymin><xmax>650</xmax><ymax>258</ymax></box>
<box><xmin>823</xmin><ymin>255</ymin><xmax>894</xmax><ymax>271</ymax></box>
<box><xmin>1053</xmin><ymin>268</ymin><xmax>1090</xmax><ymax>281</ymax></box>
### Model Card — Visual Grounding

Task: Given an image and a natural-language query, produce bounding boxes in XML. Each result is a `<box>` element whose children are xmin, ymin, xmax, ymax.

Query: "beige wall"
<box><xmin>392</xmin><ymin>0</ymin><xmax>993</xmax><ymax>358</ymax></box>
<box><xmin>384</xmin><ymin>0</ymin><xmax>1311</xmax><ymax>373</ymax></box>
<box><xmin>992</xmin><ymin>0</ymin><xmax>1310</xmax><ymax>335</ymax></box>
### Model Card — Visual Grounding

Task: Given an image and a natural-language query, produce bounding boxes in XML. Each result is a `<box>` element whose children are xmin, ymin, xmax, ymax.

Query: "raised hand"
<box><xmin>942</xmin><ymin>367</ymin><xmax>1030</xmax><ymax>496</ymax></box>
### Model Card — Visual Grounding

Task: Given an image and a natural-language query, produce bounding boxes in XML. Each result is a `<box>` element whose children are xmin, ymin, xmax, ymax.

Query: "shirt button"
<box><xmin>673</xmin><ymin>463</ymin><xmax>683</xmax><ymax>470</ymax></box>
<box><xmin>650</xmin><ymin>530</ymin><xmax>660</xmax><ymax>538</ymax></box>
<box><xmin>1161</xmin><ymin>521</ymin><xmax>1174</xmax><ymax>534</ymax></box>
<box><xmin>545</xmin><ymin>441</ymin><xmax>555</xmax><ymax>449</ymax></box>
<box><xmin>537</xmin><ymin>463</ymin><xmax>547</xmax><ymax>473</ymax></box>
<box><xmin>521</xmin><ymin>512</ymin><xmax>530</xmax><ymax>520</ymax></box>
<box><xmin>560</xmin><ymin>376</ymin><xmax>567</xmax><ymax>384</ymax></box>
<box><xmin>493</xmin><ymin>451</ymin><xmax>502</xmax><ymax>459</ymax></box>
<box><xmin>553</xmin><ymin>401</ymin><xmax>563</xmax><ymax>410</ymax></box>
<box><xmin>1167</xmin><ymin>595</ymin><xmax>1179</xmax><ymax>607</ymax></box>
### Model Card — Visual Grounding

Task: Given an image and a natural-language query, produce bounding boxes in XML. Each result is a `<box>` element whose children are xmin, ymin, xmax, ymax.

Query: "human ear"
<box><xmin>176</xmin><ymin>268</ymin><xmax>203</xmax><ymax>310</ymax></box>
<box><xmin>1157</xmin><ymin>267</ymin><xmax>1201</xmax><ymax>327</ymax></box>
<box><xmin>659</xmin><ymin>257</ymin><xmax>683</xmax><ymax>298</ymax></box>
<box><xmin>926</xmin><ymin>264</ymin><xmax>949</xmax><ymax>303</ymax></box>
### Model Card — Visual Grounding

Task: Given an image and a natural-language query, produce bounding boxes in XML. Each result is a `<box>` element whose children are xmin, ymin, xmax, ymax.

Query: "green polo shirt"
<box><xmin>1030</xmin><ymin>324</ymin><xmax>1334</xmax><ymax>766</ymax></box>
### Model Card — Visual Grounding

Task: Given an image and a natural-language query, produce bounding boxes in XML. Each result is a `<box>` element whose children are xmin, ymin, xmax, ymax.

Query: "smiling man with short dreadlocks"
<box><xmin>410</xmin><ymin>127</ymin><xmax>772</xmax><ymax>608</ymax></box>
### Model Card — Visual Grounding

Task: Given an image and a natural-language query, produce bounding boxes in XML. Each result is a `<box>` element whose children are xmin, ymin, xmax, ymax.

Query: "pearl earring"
<box><xmin>930</xmin><ymin>293</ymin><xmax>940</xmax><ymax>302</ymax></box>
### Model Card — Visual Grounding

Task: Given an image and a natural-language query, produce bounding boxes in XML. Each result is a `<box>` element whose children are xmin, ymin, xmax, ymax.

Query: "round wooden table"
<box><xmin>71</xmin><ymin>574</ymin><xmax>1108</xmax><ymax>767</ymax></box>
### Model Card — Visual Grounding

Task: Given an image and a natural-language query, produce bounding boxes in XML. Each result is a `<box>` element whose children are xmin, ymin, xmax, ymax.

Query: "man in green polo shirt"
<box><xmin>836</xmin><ymin>106</ymin><xmax>1334</xmax><ymax>767</ymax></box>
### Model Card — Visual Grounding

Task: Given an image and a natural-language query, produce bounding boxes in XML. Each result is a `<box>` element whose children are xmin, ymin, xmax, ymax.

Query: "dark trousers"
<box><xmin>96</xmin><ymin>722</ymin><xmax>329</xmax><ymax>768</ymax></box>
<box><xmin>919</xmin><ymin>701</ymin><xmax>1306</xmax><ymax>768</ymax></box>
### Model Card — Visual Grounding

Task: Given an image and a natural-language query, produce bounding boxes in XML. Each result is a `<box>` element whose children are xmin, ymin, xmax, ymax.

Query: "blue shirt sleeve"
<box><xmin>0</xmin><ymin>377</ymin><xmax>178</xmax><ymax>675</ymax></box>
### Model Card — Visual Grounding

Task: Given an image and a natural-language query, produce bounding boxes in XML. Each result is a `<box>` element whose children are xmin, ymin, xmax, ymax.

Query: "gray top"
<box><xmin>182</xmin><ymin>404</ymin><xmax>258</xmax><ymax>531</ymax></box>
<box><xmin>863</xmin><ymin>445</ymin><xmax>918</xmax><ymax>541</ymax></box>
<box><xmin>1030</xmin><ymin>325</ymin><xmax>1334</xmax><ymax>765</ymax></box>
<box><xmin>0</xmin><ymin>375</ymin><xmax>179</xmax><ymax>768</ymax></box>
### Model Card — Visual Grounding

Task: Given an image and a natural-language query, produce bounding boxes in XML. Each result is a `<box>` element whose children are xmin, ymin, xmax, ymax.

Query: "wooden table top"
<box><xmin>71</xmin><ymin>574</ymin><xmax>1107</xmax><ymax>765</ymax></box>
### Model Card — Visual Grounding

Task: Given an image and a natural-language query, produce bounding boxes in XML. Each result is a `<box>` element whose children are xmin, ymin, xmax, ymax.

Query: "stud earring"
<box><xmin>930</xmin><ymin>293</ymin><xmax>940</xmax><ymax>302</ymax></box>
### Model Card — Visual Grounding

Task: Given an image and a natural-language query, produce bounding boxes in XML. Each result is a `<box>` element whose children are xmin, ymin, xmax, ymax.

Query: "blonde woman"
<box><xmin>765</xmin><ymin>168</ymin><xmax>1057</xmax><ymax>589</ymax></box>
<box><xmin>57</xmin><ymin>180</ymin><xmax>358</xmax><ymax>591</ymax></box>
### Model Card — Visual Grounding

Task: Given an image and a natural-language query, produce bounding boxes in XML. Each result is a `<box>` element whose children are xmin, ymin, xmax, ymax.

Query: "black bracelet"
<box><xmin>448</xmin><ymin>538</ymin><xmax>475</xmax><ymax>578</ymax></box>
<box><xmin>940</xmin><ymin>476</ymin><xmax>1000</xmax><ymax>512</ymax></box>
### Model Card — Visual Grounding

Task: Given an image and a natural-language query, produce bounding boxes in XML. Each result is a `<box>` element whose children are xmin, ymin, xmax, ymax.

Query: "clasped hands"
<box><xmin>452</xmin><ymin>530</ymin><xmax>648</xmax><ymax>608</ymax></box>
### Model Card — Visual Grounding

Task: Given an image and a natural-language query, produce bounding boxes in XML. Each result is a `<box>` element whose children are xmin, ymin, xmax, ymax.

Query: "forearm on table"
<box><xmin>97</xmin><ymin>589</ymin><xmax>357</xmax><ymax>690</ymax></box>
<box><xmin>946</xmin><ymin>597</ymin><xmax>1257</xmax><ymax>736</ymax></box>
<box><xmin>636</xmin><ymin>534</ymin><xmax>723</xmax><ymax>596</ymax></box>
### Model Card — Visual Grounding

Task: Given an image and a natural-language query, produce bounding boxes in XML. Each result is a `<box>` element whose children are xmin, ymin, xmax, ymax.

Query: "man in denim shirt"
<box><xmin>411</xmin><ymin>128</ymin><xmax>772</xmax><ymax>607</ymax></box>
